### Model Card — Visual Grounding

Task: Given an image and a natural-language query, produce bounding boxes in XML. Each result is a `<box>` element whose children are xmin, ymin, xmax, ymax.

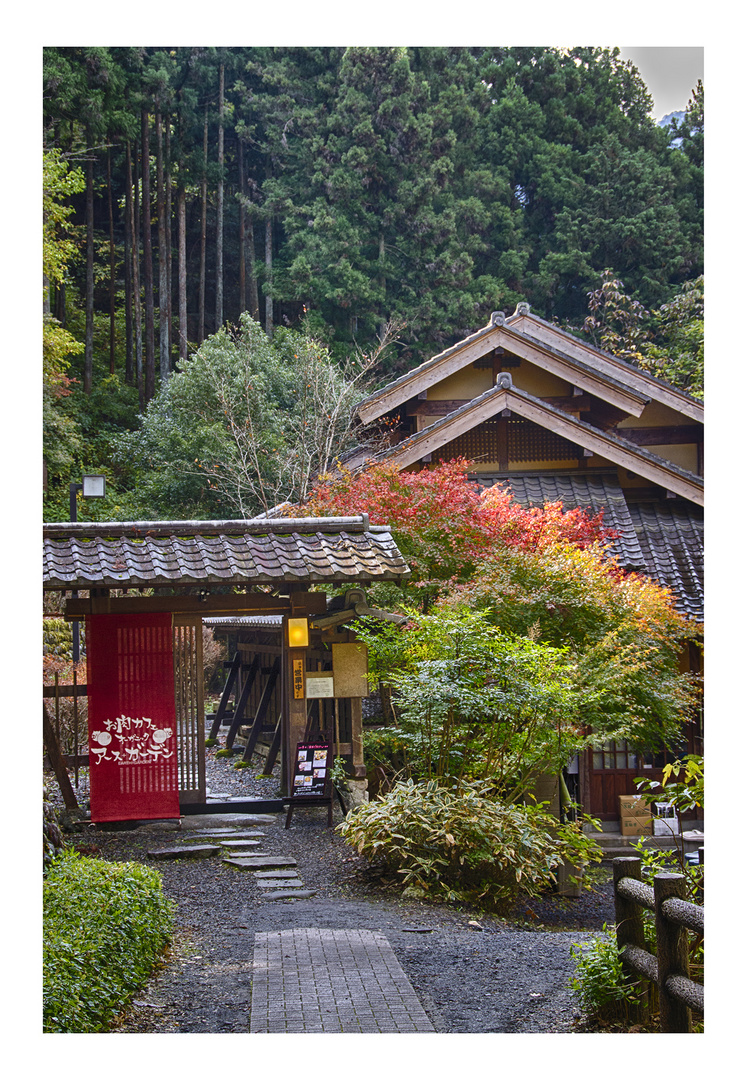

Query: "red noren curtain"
<box><xmin>86</xmin><ymin>613</ymin><xmax>180</xmax><ymax>822</ymax></box>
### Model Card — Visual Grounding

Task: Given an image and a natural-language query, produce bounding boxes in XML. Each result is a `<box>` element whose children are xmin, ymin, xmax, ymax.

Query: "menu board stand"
<box><xmin>285</xmin><ymin>741</ymin><xmax>334</xmax><ymax>829</ymax></box>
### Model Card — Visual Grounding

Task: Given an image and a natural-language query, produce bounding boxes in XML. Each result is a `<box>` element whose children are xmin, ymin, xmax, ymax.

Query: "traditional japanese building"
<box><xmin>351</xmin><ymin>304</ymin><xmax>704</xmax><ymax>820</ymax></box>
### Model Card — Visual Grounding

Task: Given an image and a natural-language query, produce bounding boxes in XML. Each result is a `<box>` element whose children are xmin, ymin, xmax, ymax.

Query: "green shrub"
<box><xmin>44</xmin><ymin>852</ymin><xmax>175</xmax><ymax>1032</ymax></box>
<box><xmin>337</xmin><ymin>777</ymin><xmax>600</xmax><ymax>912</ymax></box>
<box><xmin>43</xmin><ymin>617</ymin><xmax>75</xmax><ymax>658</ymax></box>
<box><xmin>570</xmin><ymin>925</ymin><xmax>651</xmax><ymax>1024</ymax></box>
<box><xmin>362</xmin><ymin>727</ymin><xmax>409</xmax><ymax>775</ymax></box>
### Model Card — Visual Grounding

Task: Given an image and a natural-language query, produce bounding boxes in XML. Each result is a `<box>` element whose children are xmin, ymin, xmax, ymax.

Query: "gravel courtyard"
<box><xmin>50</xmin><ymin>746</ymin><xmax>615</xmax><ymax>1034</ymax></box>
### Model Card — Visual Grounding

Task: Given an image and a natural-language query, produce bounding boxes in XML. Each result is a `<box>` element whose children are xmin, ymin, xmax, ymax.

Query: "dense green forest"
<box><xmin>42</xmin><ymin>46</ymin><xmax>704</xmax><ymax>521</ymax></box>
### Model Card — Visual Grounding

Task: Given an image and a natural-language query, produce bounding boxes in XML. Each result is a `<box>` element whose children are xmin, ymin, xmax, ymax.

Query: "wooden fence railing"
<box><xmin>613</xmin><ymin>855</ymin><xmax>704</xmax><ymax>1033</ymax></box>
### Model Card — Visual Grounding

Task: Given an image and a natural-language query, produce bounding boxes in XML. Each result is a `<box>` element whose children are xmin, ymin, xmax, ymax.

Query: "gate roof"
<box><xmin>43</xmin><ymin>516</ymin><xmax>410</xmax><ymax>590</ymax></box>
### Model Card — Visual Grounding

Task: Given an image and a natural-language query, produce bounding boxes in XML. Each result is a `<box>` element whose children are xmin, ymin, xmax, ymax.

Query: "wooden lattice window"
<box><xmin>436</xmin><ymin>419</ymin><xmax>501</xmax><ymax>461</ymax></box>
<box><xmin>508</xmin><ymin>420</ymin><xmax>579</xmax><ymax>463</ymax></box>
<box><xmin>173</xmin><ymin>616</ymin><xmax>206</xmax><ymax>803</ymax></box>
<box><xmin>592</xmin><ymin>739</ymin><xmax>639</xmax><ymax>770</ymax></box>
<box><xmin>434</xmin><ymin>418</ymin><xmax>580</xmax><ymax>465</ymax></box>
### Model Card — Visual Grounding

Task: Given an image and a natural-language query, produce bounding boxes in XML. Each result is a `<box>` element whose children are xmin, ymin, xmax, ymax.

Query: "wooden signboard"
<box><xmin>285</xmin><ymin>742</ymin><xmax>333</xmax><ymax>828</ymax></box>
<box><xmin>332</xmin><ymin>642</ymin><xmax>369</xmax><ymax>698</ymax></box>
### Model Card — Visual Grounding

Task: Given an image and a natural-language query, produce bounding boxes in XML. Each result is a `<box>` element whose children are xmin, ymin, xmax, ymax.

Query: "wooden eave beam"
<box><xmin>358</xmin><ymin>325</ymin><xmax>505</xmax><ymax>424</ymax></box>
<box><xmin>617</xmin><ymin>425</ymin><xmax>703</xmax><ymax>447</ymax></box>
<box><xmin>492</xmin><ymin>330</ymin><xmax>649</xmax><ymax>417</ymax></box>
<box><xmin>507</xmin><ymin>312</ymin><xmax>704</xmax><ymax>424</ymax></box>
<box><xmin>63</xmin><ymin>591</ymin><xmax>328</xmax><ymax>621</ymax></box>
<box><xmin>406</xmin><ymin>394</ymin><xmax>594</xmax><ymax>417</ymax></box>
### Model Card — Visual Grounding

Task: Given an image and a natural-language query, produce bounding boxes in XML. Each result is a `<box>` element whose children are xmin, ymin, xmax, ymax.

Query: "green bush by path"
<box><xmin>338</xmin><ymin>777</ymin><xmax>601</xmax><ymax>912</ymax></box>
<box><xmin>43</xmin><ymin>852</ymin><xmax>175</xmax><ymax>1032</ymax></box>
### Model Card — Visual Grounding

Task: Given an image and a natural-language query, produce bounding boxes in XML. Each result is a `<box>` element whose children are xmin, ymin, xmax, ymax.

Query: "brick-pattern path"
<box><xmin>250</xmin><ymin>927</ymin><xmax>435</xmax><ymax>1033</ymax></box>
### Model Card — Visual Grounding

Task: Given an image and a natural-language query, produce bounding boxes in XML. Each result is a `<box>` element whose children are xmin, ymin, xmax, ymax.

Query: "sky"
<box><xmin>616</xmin><ymin>46</ymin><xmax>704</xmax><ymax>120</ymax></box>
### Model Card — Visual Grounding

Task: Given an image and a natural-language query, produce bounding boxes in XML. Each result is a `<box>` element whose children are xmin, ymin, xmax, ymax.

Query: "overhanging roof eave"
<box><xmin>362</xmin><ymin>384</ymin><xmax>704</xmax><ymax>505</ymax></box>
<box><xmin>42</xmin><ymin>518</ymin><xmax>411</xmax><ymax>591</ymax></box>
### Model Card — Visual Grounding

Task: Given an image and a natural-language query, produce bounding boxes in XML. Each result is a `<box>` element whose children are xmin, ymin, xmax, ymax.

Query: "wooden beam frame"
<box><xmin>406</xmin><ymin>393</ymin><xmax>594</xmax><ymax>417</ymax></box>
<box><xmin>63</xmin><ymin>591</ymin><xmax>328</xmax><ymax>620</ymax></box>
<box><xmin>377</xmin><ymin>384</ymin><xmax>704</xmax><ymax>506</ymax></box>
<box><xmin>616</xmin><ymin>425</ymin><xmax>702</xmax><ymax>447</ymax></box>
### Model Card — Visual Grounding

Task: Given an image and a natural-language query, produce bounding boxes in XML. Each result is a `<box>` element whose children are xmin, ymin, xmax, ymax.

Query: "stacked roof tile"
<box><xmin>626</xmin><ymin>501</ymin><xmax>704</xmax><ymax>622</ymax></box>
<box><xmin>203</xmin><ymin>615</ymin><xmax>283</xmax><ymax>629</ymax></box>
<box><xmin>490</xmin><ymin>472</ymin><xmax>703</xmax><ymax>621</ymax></box>
<box><xmin>43</xmin><ymin>518</ymin><xmax>410</xmax><ymax>590</ymax></box>
<box><xmin>495</xmin><ymin>472</ymin><xmax>646</xmax><ymax>571</ymax></box>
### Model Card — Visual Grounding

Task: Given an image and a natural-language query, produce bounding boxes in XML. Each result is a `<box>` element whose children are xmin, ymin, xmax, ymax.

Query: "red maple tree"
<box><xmin>299</xmin><ymin>458</ymin><xmax>616</xmax><ymax>604</ymax></box>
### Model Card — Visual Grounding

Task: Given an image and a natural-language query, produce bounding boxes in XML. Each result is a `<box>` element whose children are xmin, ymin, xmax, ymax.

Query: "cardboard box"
<box><xmin>621</xmin><ymin>815</ymin><xmax>652</xmax><ymax>836</ymax></box>
<box><xmin>619</xmin><ymin>794</ymin><xmax>651</xmax><ymax>835</ymax></box>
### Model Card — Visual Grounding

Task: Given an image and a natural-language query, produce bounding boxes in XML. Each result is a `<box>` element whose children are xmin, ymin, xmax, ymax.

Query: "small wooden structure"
<box><xmin>43</xmin><ymin>516</ymin><xmax>409</xmax><ymax>817</ymax></box>
<box><xmin>203</xmin><ymin>589</ymin><xmax>394</xmax><ymax>789</ymax></box>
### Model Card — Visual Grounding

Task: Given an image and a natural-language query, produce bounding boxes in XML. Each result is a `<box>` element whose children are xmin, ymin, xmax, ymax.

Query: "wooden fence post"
<box><xmin>613</xmin><ymin>857</ymin><xmax>648</xmax><ymax>1022</ymax></box>
<box><xmin>654</xmin><ymin>873</ymin><xmax>691</xmax><ymax>1033</ymax></box>
<box><xmin>613</xmin><ymin>857</ymin><xmax>645</xmax><ymax>949</ymax></box>
<box><xmin>43</xmin><ymin>703</ymin><xmax>79</xmax><ymax>811</ymax></box>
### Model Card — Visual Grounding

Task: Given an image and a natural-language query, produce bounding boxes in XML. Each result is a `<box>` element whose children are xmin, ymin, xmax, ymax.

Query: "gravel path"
<box><xmin>50</xmin><ymin>748</ymin><xmax>613</xmax><ymax>1034</ymax></box>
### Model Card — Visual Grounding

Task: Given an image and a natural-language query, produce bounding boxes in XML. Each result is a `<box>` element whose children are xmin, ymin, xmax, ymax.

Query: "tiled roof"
<box><xmin>626</xmin><ymin>501</ymin><xmax>704</xmax><ymax>622</ymax></box>
<box><xmin>43</xmin><ymin>518</ymin><xmax>410</xmax><ymax>590</ymax></box>
<box><xmin>494</xmin><ymin>473</ymin><xmax>647</xmax><ymax>571</ymax></box>
<box><xmin>487</xmin><ymin>472</ymin><xmax>703</xmax><ymax>621</ymax></box>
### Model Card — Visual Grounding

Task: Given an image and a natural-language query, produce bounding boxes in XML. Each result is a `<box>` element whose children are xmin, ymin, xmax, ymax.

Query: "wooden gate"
<box><xmin>173</xmin><ymin>616</ymin><xmax>206</xmax><ymax>805</ymax></box>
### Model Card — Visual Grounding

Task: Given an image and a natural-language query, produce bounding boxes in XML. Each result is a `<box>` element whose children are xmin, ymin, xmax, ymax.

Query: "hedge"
<box><xmin>44</xmin><ymin>852</ymin><xmax>175</xmax><ymax>1032</ymax></box>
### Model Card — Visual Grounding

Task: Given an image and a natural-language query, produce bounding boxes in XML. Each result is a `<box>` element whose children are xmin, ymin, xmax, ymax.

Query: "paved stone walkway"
<box><xmin>250</xmin><ymin>927</ymin><xmax>436</xmax><ymax>1033</ymax></box>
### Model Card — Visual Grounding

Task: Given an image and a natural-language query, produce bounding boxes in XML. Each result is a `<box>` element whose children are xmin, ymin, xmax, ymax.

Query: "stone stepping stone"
<box><xmin>220</xmin><ymin>839</ymin><xmax>262</xmax><ymax>851</ymax></box>
<box><xmin>261</xmin><ymin>889</ymin><xmax>316</xmax><ymax>901</ymax></box>
<box><xmin>179</xmin><ymin>829</ymin><xmax>240</xmax><ymax>838</ymax></box>
<box><xmin>223</xmin><ymin>856</ymin><xmax>297</xmax><ymax>871</ymax></box>
<box><xmin>178</xmin><ymin>814</ymin><xmax>277</xmax><ymax>830</ymax></box>
<box><xmin>148</xmin><ymin>844</ymin><xmax>222</xmax><ymax>860</ymax></box>
<box><xmin>255</xmin><ymin>870</ymin><xmax>299</xmax><ymax>879</ymax></box>
<box><xmin>256</xmin><ymin>877</ymin><xmax>304</xmax><ymax>889</ymax></box>
<box><xmin>178</xmin><ymin>829</ymin><xmax>266</xmax><ymax>839</ymax></box>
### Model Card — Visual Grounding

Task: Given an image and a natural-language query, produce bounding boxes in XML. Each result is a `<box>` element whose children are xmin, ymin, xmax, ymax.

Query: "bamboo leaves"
<box><xmin>338</xmin><ymin>777</ymin><xmax>602</xmax><ymax>912</ymax></box>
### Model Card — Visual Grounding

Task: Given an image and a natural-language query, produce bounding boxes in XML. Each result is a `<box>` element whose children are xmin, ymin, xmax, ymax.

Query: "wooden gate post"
<box><xmin>654</xmin><ymin>872</ymin><xmax>691</xmax><ymax>1033</ymax></box>
<box><xmin>613</xmin><ymin>857</ymin><xmax>645</xmax><ymax>948</ymax></box>
<box><xmin>282</xmin><ymin>627</ymin><xmax>308</xmax><ymax>797</ymax></box>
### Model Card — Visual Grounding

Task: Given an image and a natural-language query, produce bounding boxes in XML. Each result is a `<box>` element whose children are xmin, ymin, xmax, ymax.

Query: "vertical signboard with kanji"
<box><xmin>86</xmin><ymin>613</ymin><xmax>180</xmax><ymax>822</ymax></box>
